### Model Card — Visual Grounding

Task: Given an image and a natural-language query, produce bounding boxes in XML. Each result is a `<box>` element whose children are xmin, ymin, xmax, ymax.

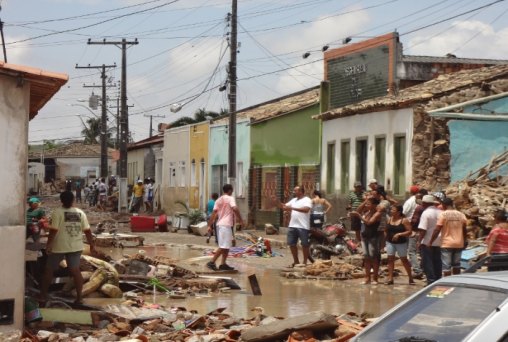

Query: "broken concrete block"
<box><xmin>241</xmin><ymin>311</ymin><xmax>338</xmax><ymax>342</ymax></box>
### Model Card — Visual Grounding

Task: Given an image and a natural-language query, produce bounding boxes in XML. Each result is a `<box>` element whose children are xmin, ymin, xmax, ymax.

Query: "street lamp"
<box><xmin>68</xmin><ymin>103</ymin><xmax>103</xmax><ymax>119</ymax></box>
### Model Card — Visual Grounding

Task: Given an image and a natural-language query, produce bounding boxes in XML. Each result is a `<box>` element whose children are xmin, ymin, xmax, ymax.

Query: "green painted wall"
<box><xmin>251</xmin><ymin>104</ymin><xmax>321</xmax><ymax>165</ymax></box>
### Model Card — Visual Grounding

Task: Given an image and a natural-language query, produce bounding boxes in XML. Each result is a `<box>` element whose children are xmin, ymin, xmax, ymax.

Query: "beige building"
<box><xmin>0</xmin><ymin>62</ymin><xmax>67</xmax><ymax>331</ymax></box>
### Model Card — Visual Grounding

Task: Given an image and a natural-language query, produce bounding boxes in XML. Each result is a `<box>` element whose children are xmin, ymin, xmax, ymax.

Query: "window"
<box><xmin>394</xmin><ymin>135</ymin><xmax>406</xmax><ymax>195</ymax></box>
<box><xmin>169</xmin><ymin>162</ymin><xmax>176</xmax><ymax>187</ymax></box>
<box><xmin>179</xmin><ymin>161</ymin><xmax>186</xmax><ymax>187</ymax></box>
<box><xmin>374</xmin><ymin>136</ymin><xmax>386</xmax><ymax>185</ymax></box>
<box><xmin>356</xmin><ymin>139</ymin><xmax>368</xmax><ymax>189</ymax></box>
<box><xmin>326</xmin><ymin>142</ymin><xmax>335</xmax><ymax>194</ymax></box>
<box><xmin>237</xmin><ymin>161</ymin><xmax>244</xmax><ymax>197</ymax></box>
<box><xmin>211</xmin><ymin>164</ymin><xmax>227</xmax><ymax>195</ymax></box>
<box><xmin>340</xmin><ymin>140</ymin><xmax>350</xmax><ymax>193</ymax></box>
<box><xmin>190</xmin><ymin>160</ymin><xmax>196</xmax><ymax>186</ymax></box>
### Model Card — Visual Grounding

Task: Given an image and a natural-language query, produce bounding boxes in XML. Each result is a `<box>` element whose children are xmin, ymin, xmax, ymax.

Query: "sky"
<box><xmin>2</xmin><ymin>0</ymin><xmax>508</xmax><ymax>144</ymax></box>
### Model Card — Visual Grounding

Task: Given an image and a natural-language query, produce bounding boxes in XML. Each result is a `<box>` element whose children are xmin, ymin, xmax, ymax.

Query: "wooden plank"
<box><xmin>248</xmin><ymin>274</ymin><xmax>262</xmax><ymax>296</ymax></box>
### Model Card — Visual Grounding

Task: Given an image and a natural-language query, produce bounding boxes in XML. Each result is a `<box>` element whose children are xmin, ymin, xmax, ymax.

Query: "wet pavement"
<box><xmin>96</xmin><ymin>236</ymin><xmax>421</xmax><ymax>319</ymax></box>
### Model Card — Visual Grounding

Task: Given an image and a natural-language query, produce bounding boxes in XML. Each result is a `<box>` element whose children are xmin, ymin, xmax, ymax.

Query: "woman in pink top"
<box><xmin>487</xmin><ymin>209</ymin><xmax>508</xmax><ymax>255</ymax></box>
<box><xmin>486</xmin><ymin>209</ymin><xmax>508</xmax><ymax>272</ymax></box>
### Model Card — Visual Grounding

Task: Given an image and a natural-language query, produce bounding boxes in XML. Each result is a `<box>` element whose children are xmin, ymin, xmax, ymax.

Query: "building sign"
<box><xmin>325</xmin><ymin>33</ymin><xmax>400</xmax><ymax>110</ymax></box>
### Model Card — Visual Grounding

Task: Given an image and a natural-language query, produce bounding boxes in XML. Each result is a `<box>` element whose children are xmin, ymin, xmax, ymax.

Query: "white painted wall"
<box><xmin>56</xmin><ymin>157</ymin><xmax>113</xmax><ymax>180</ymax></box>
<box><xmin>321</xmin><ymin>108</ymin><xmax>413</xmax><ymax>194</ymax></box>
<box><xmin>0</xmin><ymin>74</ymin><xmax>30</xmax><ymax>331</ymax></box>
<box><xmin>162</xmin><ymin>126</ymin><xmax>190</xmax><ymax>213</ymax></box>
<box><xmin>27</xmin><ymin>162</ymin><xmax>45</xmax><ymax>194</ymax></box>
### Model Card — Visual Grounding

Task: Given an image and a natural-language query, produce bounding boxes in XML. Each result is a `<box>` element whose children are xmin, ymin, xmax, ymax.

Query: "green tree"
<box><xmin>168</xmin><ymin>108</ymin><xmax>224</xmax><ymax>128</ymax></box>
<box><xmin>81</xmin><ymin>117</ymin><xmax>115</xmax><ymax>146</ymax></box>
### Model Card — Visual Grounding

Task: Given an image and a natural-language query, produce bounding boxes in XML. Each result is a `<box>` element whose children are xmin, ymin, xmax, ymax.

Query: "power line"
<box><xmin>6</xmin><ymin>0</ymin><xmax>179</xmax><ymax>45</ymax></box>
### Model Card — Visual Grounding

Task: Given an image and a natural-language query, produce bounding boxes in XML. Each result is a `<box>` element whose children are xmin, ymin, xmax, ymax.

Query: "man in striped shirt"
<box><xmin>347</xmin><ymin>181</ymin><xmax>365</xmax><ymax>242</ymax></box>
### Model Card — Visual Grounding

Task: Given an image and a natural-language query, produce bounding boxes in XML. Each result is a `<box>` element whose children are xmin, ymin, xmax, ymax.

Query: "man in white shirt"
<box><xmin>277</xmin><ymin>185</ymin><xmax>312</xmax><ymax>267</ymax></box>
<box><xmin>418</xmin><ymin>195</ymin><xmax>443</xmax><ymax>285</ymax></box>
<box><xmin>403</xmin><ymin>185</ymin><xmax>423</xmax><ymax>278</ymax></box>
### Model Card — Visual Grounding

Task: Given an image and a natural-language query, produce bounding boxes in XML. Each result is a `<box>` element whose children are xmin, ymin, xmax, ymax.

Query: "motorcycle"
<box><xmin>309</xmin><ymin>217</ymin><xmax>358</xmax><ymax>260</ymax></box>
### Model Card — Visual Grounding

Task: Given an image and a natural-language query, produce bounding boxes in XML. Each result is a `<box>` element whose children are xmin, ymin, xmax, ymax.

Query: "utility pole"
<box><xmin>76</xmin><ymin>63</ymin><xmax>116</xmax><ymax>178</ymax></box>
<box><xmin>144</xmin><ymin>114</ymin><xmax>165</xmax><ymax>137</ymax></box>
<box><xmin>228</xmin><ymin>0</ymin><xmax>238</xmax><ymax>184</ymax></box>
<box><xmin>0</xmin><ymin>5</ymin><xmax>6</xmax><ymax>63</ymax></box>
<box><xmin>88</xmin><ymin>39</ymin><xmax>138</xmax><ymax>179</ymax></box>
<box><xmin>88</xmin><ymin>38</ymin><xmax>138</xmax><ymax>213</ymax></box>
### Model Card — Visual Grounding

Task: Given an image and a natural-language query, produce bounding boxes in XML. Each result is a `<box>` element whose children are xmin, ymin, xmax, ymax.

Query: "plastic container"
<box><xmin>130</xmin><ymin>215</ymin><xmax>156</xmax><ymax>232</ymax></box>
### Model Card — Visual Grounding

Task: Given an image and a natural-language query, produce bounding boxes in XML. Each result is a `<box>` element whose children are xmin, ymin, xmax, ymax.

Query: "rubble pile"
<box><xmin>281</xmin><ymin>260</ymin><xmax>363</xmax><ymax>280</ymax></box>
<box><xmin>115</xmin><ymin>252</ymin><xmax>229</xmax><ymax>295</ymax></box>
<box><xmin>21</xmin><ymin>307</ymin><xmax>369</xmax><ymax>342</ymax></box>
<box><xmin>446</xmin><ymin>150</ymin><xmax>508</xmax><ymax>231</ymax></box>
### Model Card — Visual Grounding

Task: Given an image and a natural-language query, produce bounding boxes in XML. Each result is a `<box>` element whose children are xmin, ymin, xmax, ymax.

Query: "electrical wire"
<box><xmin>6</xmin><ymin>0</ymin><xmax>180</xmax><ymax>45</ymax></box>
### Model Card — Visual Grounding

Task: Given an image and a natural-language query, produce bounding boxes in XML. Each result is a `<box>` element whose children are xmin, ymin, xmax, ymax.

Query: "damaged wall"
<box><xmin>415</xmin><ymin>77</ymin><xmax>508</xmax><ymax>190</ymax></box>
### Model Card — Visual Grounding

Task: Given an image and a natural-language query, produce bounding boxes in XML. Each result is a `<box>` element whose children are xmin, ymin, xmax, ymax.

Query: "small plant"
<box><xmin>174</xmin><ymin>200</ymin><xmax>205</xmax><ymax>225</ymax></box>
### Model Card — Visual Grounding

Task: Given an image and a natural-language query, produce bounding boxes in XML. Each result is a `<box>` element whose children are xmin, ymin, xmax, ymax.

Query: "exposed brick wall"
<box><xmin>413</xmin><ymin>77</ymin><xmax>508</xmax><ymax>191</ymax></box>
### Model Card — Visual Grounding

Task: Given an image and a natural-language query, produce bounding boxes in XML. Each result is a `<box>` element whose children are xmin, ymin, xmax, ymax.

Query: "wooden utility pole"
<box><xmin>75</xmin><ymin>63</ymin><xmax>116</xmax><ymax>178</ymax></box>
<box><xmin>87</xmin><ymin>39</ymin><xmax>138</xmax><ymax>179</ymax></box>
<box><xmin>144</xmin><ymin>114</ymin><xmax>165</xmax><ymax>137</ymax></box>
<box><xmin>228</xmin><ymin>0</ymin><xmax>238</xmax><ymax>183</ymax></box>
<box><xmin>88</xmin><ymin>39</ymin><xmax>138</xmax><ymax>213</ymax></box>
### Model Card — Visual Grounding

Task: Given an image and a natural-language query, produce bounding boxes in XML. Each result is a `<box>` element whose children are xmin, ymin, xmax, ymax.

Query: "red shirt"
<box><xmin>487</xmin><ymin>225</ymin><xmax>508</xmax><ymax>254</ymax></box>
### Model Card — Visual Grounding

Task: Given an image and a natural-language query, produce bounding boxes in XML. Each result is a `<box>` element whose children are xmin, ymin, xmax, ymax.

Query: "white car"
<box><xmin>351</xmin><ymin>271</ymin><xmax>508</xmax><ymax>342</ymax></box>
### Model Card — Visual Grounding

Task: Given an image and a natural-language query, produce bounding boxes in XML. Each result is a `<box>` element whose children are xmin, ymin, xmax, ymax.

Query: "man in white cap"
<box><xmin>418</xmin><ymin>195</ymin><xmax>443</xmax><ymax>285</ymax></box>
<box><xmin>368</xmin><ymin>179</ymin><xmax>378</xmax><ymax>192</ymax></box>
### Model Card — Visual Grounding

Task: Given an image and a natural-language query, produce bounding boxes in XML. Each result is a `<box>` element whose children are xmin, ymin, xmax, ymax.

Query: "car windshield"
<box><xmin>355</xmin><ymin>284</ymin><xmax>508</xmax><ymax>342</ymax></box>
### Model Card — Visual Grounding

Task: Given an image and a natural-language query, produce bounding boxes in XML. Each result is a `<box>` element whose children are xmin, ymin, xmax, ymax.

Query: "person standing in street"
<box><xmin>486</xmin><ymin>209</ymin><xmax>508</xmax><ymax>271</ymax></box>
<box><xmin>130</xmin><ymin>179</ymin><xmax>144</xmax><ymax>213</ymax></box>
<box><xmin>276</xmin><ymin>186</ymin><xmax>312</xmax><ymax>267</ymax></box>
<box><xmin>206</xmin><ymin>184</ymin><xmax>244</xmax><ymax>271</ymax></box>
<box><xmin>75</xmin><ymin>181</ymin><xmax>82</xmax><ymax>204</ymax></box>
<box><xmin>430</xmin><ymin>198</ymin><xmax>467</xmax><ymax>277</ymax></box>
<box><xmin>418</xmin><ymin>195</ymin><xmax>443</xmax><ymax>285</ymax></box>
<box><xmin>405</xmin><ymin>187</ymin><xmax>426</xmax><ymax>279</ymax></box>
<box><xmin>310</xmin><ymin>190</ymin><xmax>332</xmax><ymax>229</ymax></box>
<box><xmin>350</xmin><ymin>197</ymin><xmax>382</xmax><ymax>285</ymax></box>
<box><xmin>40</xmin><ymin>191</ymin><xmax>96</xmax><ymax>304</ymax></box>
<box><xmin>26</xmin><ymin>197</ymin><xmax>47</xmax><ymax>242</ymax></box>
<box><xmin>347</xmin><ymin>181</ymin><xmax>365</xmax><ymax>243</ymax></box>
<box><xmin>207</xmin><ymin>193</ymin><xmax>219</xmax><ymax>244</ymax></box>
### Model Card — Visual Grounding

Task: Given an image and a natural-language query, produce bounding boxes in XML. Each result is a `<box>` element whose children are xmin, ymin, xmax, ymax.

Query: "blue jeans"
<box><xmin>408</xmin><ymin>235</ymin><xmax>422</xmax><ymax>274</ymax></box>
<box><xmin>421</xmin><ymin>245</ymin><xmax>442</xmax><ymax>285</ymax></box>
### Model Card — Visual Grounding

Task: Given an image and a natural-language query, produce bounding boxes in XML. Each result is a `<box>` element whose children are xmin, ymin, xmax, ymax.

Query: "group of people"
<box><xmin>349</xmin><ymin>179</ymin><xmax>508</xmax><ymax>285</ymax></box>
<box><xmin>82</xmin><ymin>177</ymin><xmax>111</xmax><ymax>210</ymax></box>
<box><xmin>267</xmin><ymin>178</ymin><xmax>507</xmax><ymax>285</ymax></box>
<box><xmin>129</xmin><ymin>177</ymin><xmax>155</xmax><ymax>213</ymax></box>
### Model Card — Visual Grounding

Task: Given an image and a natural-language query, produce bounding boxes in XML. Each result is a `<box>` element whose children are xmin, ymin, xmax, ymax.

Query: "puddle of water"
<box><xmin>95</xmin><ymin>246</ymin><xmax>418</xmax><ymax>318</ymax></box>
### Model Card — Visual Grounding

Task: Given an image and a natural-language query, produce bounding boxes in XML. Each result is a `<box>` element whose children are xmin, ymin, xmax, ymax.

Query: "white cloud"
<box><xmin>407</xmin><ymin>20</ymin><xmax>508</xmax><ymax>59</ymax></box>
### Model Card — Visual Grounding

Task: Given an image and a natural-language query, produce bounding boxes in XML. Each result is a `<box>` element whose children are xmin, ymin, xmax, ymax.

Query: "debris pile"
<box><xmin>23</xmin><ymin>308</ymin><xmax>369</xmax><ymax>342</ymax></box>
<box><xmin>446</xmin><ymin>150</ymin><xmax>508</xmax><ymax>231</ymax></box>
<box><xmin>281</xmin><ymin>260</ymin><xmax>363</xmax><ymax>280</ymax></box>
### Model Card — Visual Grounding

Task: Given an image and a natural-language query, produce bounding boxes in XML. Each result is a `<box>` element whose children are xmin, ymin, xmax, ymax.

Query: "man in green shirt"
<box><xmin>26</xmin><ymin>197</ymin><xmax>46</xmax><ymax>242</ymax></box>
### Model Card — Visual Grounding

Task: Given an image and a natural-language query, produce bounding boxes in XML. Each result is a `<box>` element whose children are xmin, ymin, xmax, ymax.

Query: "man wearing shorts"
<box><xmin>40</xmin><ymin>191</ymin><xmax>96</xmax><ymax>304</ymax></box>
<box><xmin>430</xmin><ymin>198</ymin><xmax>467</xmax><ymax>277</ymax></box>
<box><xmin>206</xmin><ymin>184</ymin><xmax>244</xmax><ymax>271</ymax></box>
<box><xmin>347</xmin><ymin>181</ymin><xmax>365</xmax><ymax>243</ymax></box>
<box><xmin>278</xmin><ymin>186</ymin><xmax>312</xmax><ymax>267</ymax></box>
